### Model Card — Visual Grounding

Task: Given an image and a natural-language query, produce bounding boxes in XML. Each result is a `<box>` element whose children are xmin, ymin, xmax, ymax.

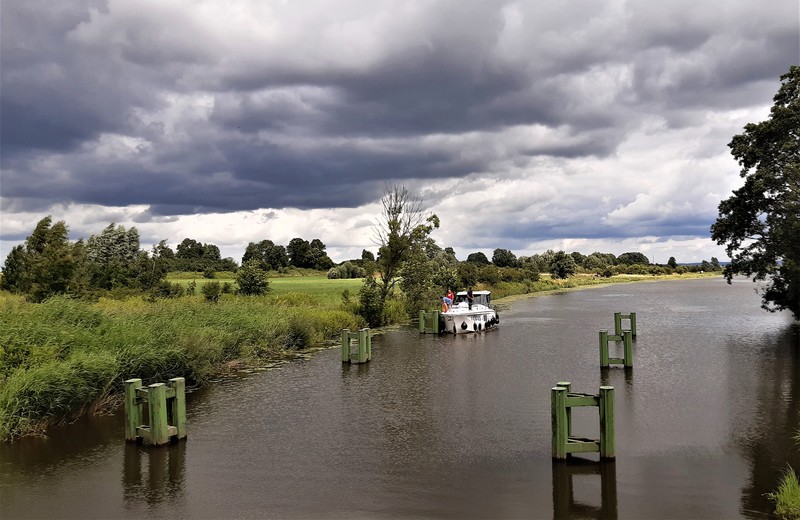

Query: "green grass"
<box><xmin>768</xmin><ymin>466</ymin><xmax>800</xmax><ymax>519</ymax></box>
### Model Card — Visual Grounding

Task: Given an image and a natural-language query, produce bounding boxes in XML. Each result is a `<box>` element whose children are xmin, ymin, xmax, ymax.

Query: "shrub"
<box><xmin>201</xmin><ymin>281</ymin><xmax>221</xmax><ymax>303</ymax></box>
<box><xmin>358</xmin><ymin>277</ymin><xmax>385</xmax><ymax>327</ymax></box>
<box><xmin>236</xmin><ymin>260</ymin><xmax>270</xmax><ymax>296</ymax></box>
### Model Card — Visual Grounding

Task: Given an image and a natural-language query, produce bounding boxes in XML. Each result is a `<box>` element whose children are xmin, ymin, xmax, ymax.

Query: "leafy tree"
<box><xmin>309</xmin><ymin>239</ymin><xmax>335</xmax><ymax>270</ymax></box>
<box><xmin>711</xmin><ymin>66</ymin><xmax>800</xmax><ymax>319</ymax></box>
<box><xmin>85</xmin><ymin>223</ymin><xmax>154</xmax><ymax>290</ymax></box>
<box><xmin>667</xmin><ymin>256</ymin><xmax>678</xmax><ymax>269</ymax></box>
<box><xmin>570</xmin><ymin>251</ymin><xmax>587</xmax><ymax>268</ymax></box>
<box><xmin>242</xmin><ymin>240</ymin><xmax>289</xmax><ymax>270</ymax></box>
<box><xmin>287</xmin><ymin>238</ymin><xmax>314</xmax><ymax>268</ymax></box>
<box><xmin>372</xmin><ymin>185</ymin><xmax>437</xmax><ymax>305</ymax></box>
<box><xmin>710</xmin><ymin>257</ymin><xmax>721</xmax><ymax>270</ymax></box>
<box><xmin>492</xmin><ymin>248</ymin><xmax>518</xmax><ymax>268</ymax></box>
<box><xmin>236</xmin><ymin>260</ymin><xmax>270</xmax><ymax>295</ymax></box>
<box><xmin>174</xmin><ymin>238</ymin><xmax>227</xmax><ymax>271</ymax></box>
<box><xmin>361</xmin><ymin>249</ymin><xmax>375</xmax><ymax>263</ymax></box>
<box><xmin>466</xmin><ymin>252</ymin><xmax>490</xmax><ymax>264</ymax></box>
<box><xmin>1</xmin><ymin>216</ymin><xmax>82</xmax><ymax>301</ymax></box>
<box><xmin>549</xmin><ymin>251</ymin><xmax>577</xmax><ymax>279</ymax></box>
<box><xmin>585</xmin><ymin>252</ymin><xmax>617</xmax><ymax>270</ymax></box>
<box><xmin>617</xmin><ymin>252</ymin><xmax>650</xmax><ymax>265</ymax></box>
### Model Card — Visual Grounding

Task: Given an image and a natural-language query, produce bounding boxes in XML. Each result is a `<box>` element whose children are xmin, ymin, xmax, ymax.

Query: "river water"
<box><xmin>1</xmin><ymin>278</ymin><xmax>798</xmax><ymax>519</ymax></box>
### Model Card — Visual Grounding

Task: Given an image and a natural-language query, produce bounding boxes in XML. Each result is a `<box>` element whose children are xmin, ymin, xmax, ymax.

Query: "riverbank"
<box><xmin>0</xmin><ymin>271</ymin><xmax>721</xmax><ymax>441</ymax></box>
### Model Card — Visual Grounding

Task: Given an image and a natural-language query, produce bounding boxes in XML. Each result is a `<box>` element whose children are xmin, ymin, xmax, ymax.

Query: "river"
<box><xmin>1</xmin><ymin>277</ymin><xmax>798</xmax><ymax>519</ymax></box>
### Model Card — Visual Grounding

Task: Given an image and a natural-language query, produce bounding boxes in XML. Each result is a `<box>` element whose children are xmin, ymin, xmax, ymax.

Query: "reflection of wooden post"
<box><xmin>419</xmin><ymin>311</ymin><xmax>425</xmax><ymax>333</ymax></box>
<box><xmin>124</xmin><ymin>379</ymin><xmax>143</xmax><ymax>442</ymax></box>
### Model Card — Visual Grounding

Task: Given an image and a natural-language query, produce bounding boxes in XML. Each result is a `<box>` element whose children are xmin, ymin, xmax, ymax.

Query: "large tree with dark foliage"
<box><xmin>711</xmin><ymin>65</ymin><xmax>800</xmax><ymax>320</ymax></box>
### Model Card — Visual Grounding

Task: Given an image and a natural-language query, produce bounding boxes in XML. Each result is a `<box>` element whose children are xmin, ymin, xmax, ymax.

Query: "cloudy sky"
<box><xmin>1</xmin><ymin>1</ymin><xmax>798</xmax><ymax>265</ymax></box>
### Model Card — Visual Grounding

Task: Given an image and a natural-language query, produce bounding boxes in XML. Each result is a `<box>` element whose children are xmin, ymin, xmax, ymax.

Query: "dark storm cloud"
<box><xmin>1</xmin><ymin>0</ymin><xmax>797</xmax><ymax>229</ymax></box>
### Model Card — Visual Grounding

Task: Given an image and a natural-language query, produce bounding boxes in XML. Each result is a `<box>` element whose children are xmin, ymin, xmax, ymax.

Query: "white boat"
<box><xmin>441</xmin><ymin>290</ymin><xmax>499</xmax><ymax>334</ymax></box>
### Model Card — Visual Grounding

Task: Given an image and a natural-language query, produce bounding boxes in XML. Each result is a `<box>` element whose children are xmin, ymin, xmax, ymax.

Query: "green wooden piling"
<box><xmin>622</xmin><ymin>330</ymin><xmax>633</xmax><ymax>368</ymax></box>
<box><xmin>614</xmin><ymin>312</ymin><xmax>637</xmax><ymax>337</ymax></box>
<box><xmin>168</xmin><ymin>377</ymin><xmax>187</xmax><ymax>439</ymax></box>
<box><xmin>124</xmin><ymin>378</ymin><xmax>143</xmax><ymax>442</ymax></box>
<box><xmin>599</xmin><ymin>386</ymin><xmax>615</xmax><ymax>459</ymax></box>
<box><xmin>556</xmin><ymin>381</ymin><xmax>572</xmax><ymax>437</ymax></box>
<box><xmin>148</xmin><ymin>383</ymin><xmax>169</xmax><ymax>446</ymax></box>
<box><xmin>358</xmin><ymin>328</ymin><xmax>368</xmax><ymax>363</ymax></box>
<box><xmin>599</xmin><ymin>330</ymin><xmax>610</xmax><ymax>367</ymax></box>
<box><xmin>551</xmin><ymin>386</ymin><xmax>568</xmax><ymax>460</ymax></box>
<box><xmin>630</xmin><ymin>312</ymin><xmax>637</xmax><ymax>337</ymax></box>
<box><xmin>419</xmin><ymin>311</ymin><xmax>425</xmax><ymax>333</ymax></box>
<box><xmin>341</xmin><ymin>329</ymin><xmax>350</xmax><ymax>362</ymax></box>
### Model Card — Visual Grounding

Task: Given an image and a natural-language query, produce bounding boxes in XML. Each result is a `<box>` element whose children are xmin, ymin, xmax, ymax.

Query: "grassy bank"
<box><xmin>0</xmin><ymin>271</ymin><xmax>719</xmax><ymax>441</ymax></box>
<box><xmin>0</xmin><ymin>290</ymin><xmax>362</xmax><ymax>440</ymax></box>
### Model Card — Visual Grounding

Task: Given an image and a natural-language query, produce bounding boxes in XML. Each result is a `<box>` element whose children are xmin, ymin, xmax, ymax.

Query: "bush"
<box><xmin>236</xmin><ymin>260</ymin><xmax>270</xmax><ymax>296</ymax></box>
<box><xmin>201</xmin><ymin>281</ymin><xmax>221</xmax><ymax>303</ymax></box>
<box><xmin>358</xmin><ymin>277</ymin><xmax>385</xmax><ymax>327</ymax></box>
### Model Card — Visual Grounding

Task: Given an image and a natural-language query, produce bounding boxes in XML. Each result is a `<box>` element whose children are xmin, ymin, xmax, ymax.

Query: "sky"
<box><xmin>1</xmin><ymin>0</ymin><xmax>799</xmax><ymax>266</ymax></box>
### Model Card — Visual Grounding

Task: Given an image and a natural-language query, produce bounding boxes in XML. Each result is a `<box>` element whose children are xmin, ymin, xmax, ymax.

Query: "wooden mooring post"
<box><xmin>124</xmin><ymin>377</ymin><xmax>186</xmax><ymax>446</ymax></box>
<box><xmin>613</xmin><ymin>312</ymin><xmax>637</xmax><ymax>337</ymax></box>
<box><xmin>551</xmin><ymin>383</ymin><xmax>615</xmax><ymax>460</ymax></box>
<box><xmin>418</xmin><ymin>310</ymin><xmax>440</xmax><ymax>334</ymax></box>
<box><xmin>341</xmin><ymin>328</ymin><xmax>372</xmax><ymax>364</ymax></box>
<box><xmin>599</xmin><ymin>329</ymin><xmax>633</xmax><ymax>368</ymax></box>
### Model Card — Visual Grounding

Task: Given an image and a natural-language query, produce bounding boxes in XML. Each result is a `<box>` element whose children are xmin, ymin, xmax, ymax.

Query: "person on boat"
<box><xmin>441</xmin><ymin>297</ymin><xmax>450</xmax><ymax>312</ymax></box>
<box><xmin>446</xmin><ymin>288</ymin><xmax>455</xmax><ymax>303</ymax></box>
<box><xmin>467</xmin><ymin>288</ymin><xmax>474</xmax><ymax>310</ymax></box>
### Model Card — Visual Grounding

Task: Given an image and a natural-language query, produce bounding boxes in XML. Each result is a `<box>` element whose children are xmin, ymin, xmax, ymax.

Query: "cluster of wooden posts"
<box><xmin>551</xmin><ymin>312</ymin><xmax>637</xmax><ymax>461</ymax></box>
<box><xmin>341</xmin><ymin>328</ymin><xmax>372</xmax><ymax>364</ymax></box>
<box><xmin>124</xmin><ymin>377</ymin><xmax>187</xmax><ymax>447</ymax></box>
<box><xmin>418</xmin><ymin>310</ymin><xmax>440</xmax><ymax>334</ymax></box>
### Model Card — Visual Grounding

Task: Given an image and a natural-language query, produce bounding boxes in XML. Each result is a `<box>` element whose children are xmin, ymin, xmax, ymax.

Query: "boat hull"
<box><xmin>441</xmin><ymin>307</ymin><xmax>499</xmax><ymax>334</ymax></box>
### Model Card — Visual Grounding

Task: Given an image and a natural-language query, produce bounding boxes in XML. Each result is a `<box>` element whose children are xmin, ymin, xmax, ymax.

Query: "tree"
<box><xmin>711</xmin><ymin>66</ymin><xmax>800</xmax><ymax>319</ymax></box>
<box><xmin>492</xmin><ymin>248</ymin><xmax>518</xmax><ymax>268</ymax></box>
<box><xmin>236</xmin><ymin>260</ymin><xmax>270</xmax><ymax>295</ymax></box>
<box><xmin>242</xmin><ymin>240</ymin><xmax>289</xmax><ymax>271</ymax></box>
<box><xmin>617</xmin><ymin>252</ymin><xmax>650</xmax><ymax>265</ymax></box>
<box><xmin>0</xmin><ymin>216</ymin><xmax>80</xmax><ymax>301</ymax></box>
<box><xmin>667</xmin><ymin>256</ymin><xmax>678</xmax><ymax>269</ymax></box>
<box><xmin>372</xmin><ymin>185</ymin><xmax>437</xmax><ymax>305</ymax></box>
<box><xmin>466</xmin><ymin>252</ymin><xmax>490</xmax><ymax>265</ymax></box>
<box><xmin>549</xmin><ymin>251</ymin><xmax>577</xmax><ymax>279</ymax></box>
<box><xmin>287</xmin><ymin>238</ymin><xmax>314</xmax><ymax>268</ymax></box>
<box><xmin>85</xmin><ymin>223</ymin><xmax>149</xmax><ymax>290</ymax></box>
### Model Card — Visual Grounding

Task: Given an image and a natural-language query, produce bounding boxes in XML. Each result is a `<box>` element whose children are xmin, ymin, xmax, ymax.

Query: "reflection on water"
<box><xmin>552</xmin><ymin>458</ymin><xmax>617</xmax><ymax>520</ymax></box>
<box><xmin>123</xmin><ymin>442</ymin><xmax>186</xmax><ymax>505</ymax></box>
<box><xmin>0</xmin><ymin>278</ymin><xmax>798</xmax><ymax>519</ymax></box>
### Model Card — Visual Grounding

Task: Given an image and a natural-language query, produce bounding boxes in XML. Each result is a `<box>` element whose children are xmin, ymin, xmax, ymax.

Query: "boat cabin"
<box><xmin>455</xmin><ymin>290</ymin><xmax>491</xmax><ymax>307</ymax></box>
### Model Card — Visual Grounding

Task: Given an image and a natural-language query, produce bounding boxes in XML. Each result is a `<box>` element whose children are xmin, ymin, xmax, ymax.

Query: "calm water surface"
<box><xmin>1</xmin><ymin>278</ymin><xmax>798</xmax><ymax>519</ymax></box>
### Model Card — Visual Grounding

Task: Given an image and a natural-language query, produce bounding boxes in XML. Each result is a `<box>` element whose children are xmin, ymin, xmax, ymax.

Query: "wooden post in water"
<box><xmin>599</xmin><ymin>330</ymin><xmax>610</xmax><ymax>368</ymax></box>
<box><xmin>556</xmin><ymin>381</ymin><xmax>572</xmax><ymax>437</ymax></box>
<box><xmin>599</xmin><ymin>330</ymin><xmax>633</xmax><ymax>368</ymax></box>
<box><xmin>124</xmin><ymin>378</ymin><xmax>143</xmax><ymax>442</ymax></box>
<box><xmin>341</xmin><ymin>329</ymin><xmax>351</xmax><ymax>362</ymax></box>
<box><xmin>622</xmin><ymin>330</ymin><xmax>633</xmax><ymax>368</ymax></box>
<box><xmin>148</xmin><ymin>383</ymin><xmax>170</xmax><ymax>446</ymax></box>
<box><xmin>168</xmin><ymin>377</ymin><xmax>187</xmax><ymax>440</ymax></box>
<box><xmin>551</xmin><ymin>386</ymin><xmax>568</xmax><ymax>460</ymax></box>
<box><xmin>419</xmin><ymin>311</ymin><xmax>425</xmax><ymax>333</ymax></box>
<box><xmin>614</xmin><ymin>312</ymin><xmax>637</xmax><ymax>337</ymax></box>
<box><xmin>599</xmin><ymin>386</ymin><xmax>615</xmax><ymax>459</ymax></box>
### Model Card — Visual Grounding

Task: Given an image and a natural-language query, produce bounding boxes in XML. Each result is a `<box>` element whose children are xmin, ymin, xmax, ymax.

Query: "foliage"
<box><xmin>711</xmin><ymin>65</ymin><xmax>800</xmax><ymax>320</ymax></box>
<box><xmin>287</xmin><ymin>238</ymin><xmax>334</xmax><ymax>270</ymax></box>
<box><xmin>492</xmin><ymin>248</ymin><xmax>518</xmax><ymax>267</ymax></box>
<box><xmin>617</xmin><ymin>252</ymin><xmax>650</xmax><ymax>265</ymax></box>
<box><xmin>0</xmin><ymin>216</ymin><xmax>81</xmax><ymax>302</ymax></box>
<box><xmin>466</xmin><ymin>252</ymin><xmax>490</xmax><ymax>264</ymax></box>
<box><xmin>327</xmin><ymin>262</ymin><xmax>366</xmax><ymax>279</ymax></box>
<box><xmin>372</xmin><ymin>185</ymin><xmax>437</xmax><ymax>304</ymax></box>
<box><xmin>549</xmin><ymin>251</ymin><xmax>577</xmax><ymax>279</ymax></box>
<box><xmin>358</xmin><ymin>277</ymin><xmax>385</xmax><ymax>327</ymax></box>
<box><xmin>242</xmin><ymin>239</ymin><xmax>289</xmax><ymax>270</ymax></box>
<box><xmin>667</xmin><ymin>256</ymin><xmax>678</xmax><ymax>269</ymax></box>
<box><xmin>201</xmin><ymin>281</ymin><xmax>221</xmax><ymax>303</ymax></box>
<box><xmin>767</xmin><ymin>465</ymin><xmax>800</xmax><ymax>520</ymax></box>
<box><xmin>236</xmin><ymin>260</ymin><xmax>270</xmax><ymax>296</ymax></box>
